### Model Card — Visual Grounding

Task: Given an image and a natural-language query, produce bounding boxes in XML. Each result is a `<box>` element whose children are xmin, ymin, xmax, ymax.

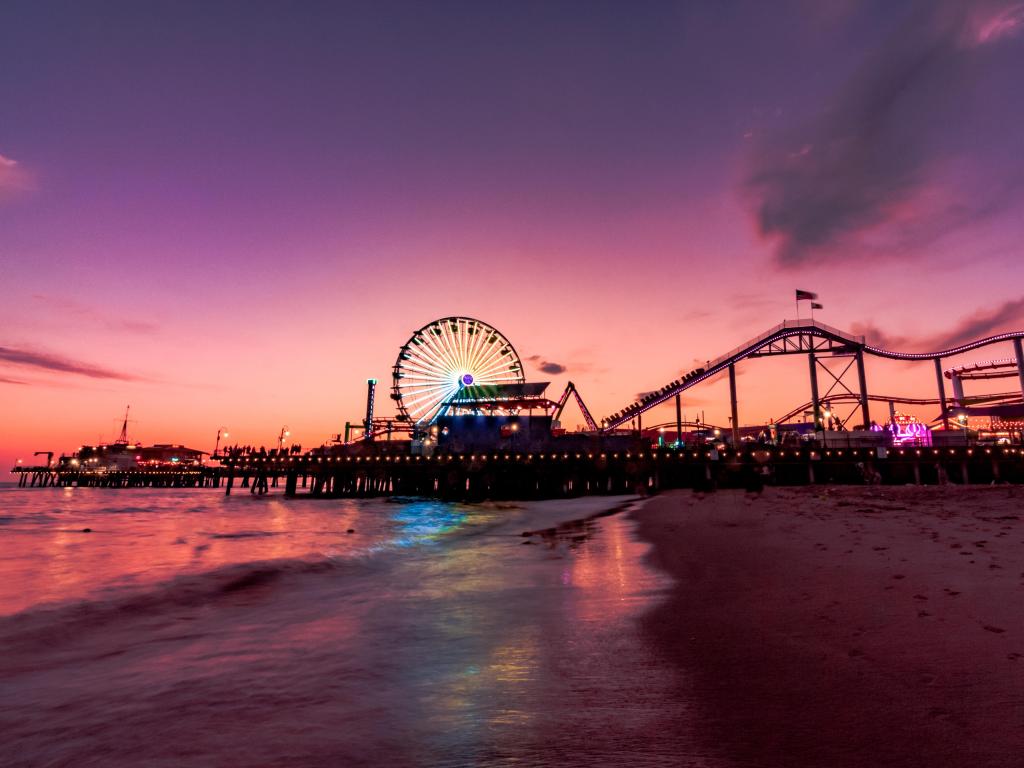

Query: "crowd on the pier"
<box><xmin>219</xmin><ymin>444</ymin><xmax>303</xmax><ymax>458</ymax></box>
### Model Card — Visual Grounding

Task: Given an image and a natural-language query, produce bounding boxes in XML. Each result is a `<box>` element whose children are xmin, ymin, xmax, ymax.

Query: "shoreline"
<box><xmin>632</xmin><ymin>486</ymin><xmax>1024</xmax><ymax>767</ymax></box>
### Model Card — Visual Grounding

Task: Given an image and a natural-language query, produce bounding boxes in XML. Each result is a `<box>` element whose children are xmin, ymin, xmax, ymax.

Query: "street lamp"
<box><xmin>278</xmin><ymin>426</ymin><xmax>291</xmax><ymax>451</ymax></box>
<box><xmin>215</xmin><ymin>427</ymin><xmax>229</xmax><ymax>457</ymax></box>
<box><xmin>957</xmin><ymin>413</ymin><xmax>968</xmax><ymax>442</ymax></box>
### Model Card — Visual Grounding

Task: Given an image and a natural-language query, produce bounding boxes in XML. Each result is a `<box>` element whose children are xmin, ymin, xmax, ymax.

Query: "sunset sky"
<box><xmin>3</xmin><ymin>0</ymin><xmax>1024</xmax><ymax>467</ymax></box>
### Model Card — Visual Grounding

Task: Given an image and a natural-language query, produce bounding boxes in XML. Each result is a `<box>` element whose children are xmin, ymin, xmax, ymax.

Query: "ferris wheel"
<box><xmin>392</xmin><ymin>317</ymin><xmax>525</xmax><ymax>424</ymax></box>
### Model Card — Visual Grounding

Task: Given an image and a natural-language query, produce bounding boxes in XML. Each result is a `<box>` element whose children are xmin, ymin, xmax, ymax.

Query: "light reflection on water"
<box><xmin>0</xmin><ymin>489</ymin><xmax>478</xmax><ymax>615</ymax></box>
<box><xmin>0</xmin><ymin>491</ymin><xmax>701</xmax><ymax>766</ymax></box>
<box><xmin>381</xmin><ymin>501</ymin><xmax>470</xmax><ymax>548</ymax></box>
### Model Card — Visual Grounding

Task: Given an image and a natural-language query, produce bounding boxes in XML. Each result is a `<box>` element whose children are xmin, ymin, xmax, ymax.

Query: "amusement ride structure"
<box><xmin>16</xmin><ymin>312</ymin><xmax>1024</xmax><ymax>496</ymax></box>
<box><xmin>338</xmin><ymin>314</ymin><xmax>1024</xmax><ymax>447</ymax></box>
<box><xmin>599</xmin><ymin>320</ymin><xmax>1024</xmax><ymax>444</ymax></box>
<box><xmin>391</xmin><ymin>317</ymin><xmax>525</xmax><ymax>424</ymax></box>
<box><xmin>345</xmin><ymin>316</ymin><xmax>598</xmax><ymax>443</ymax></box>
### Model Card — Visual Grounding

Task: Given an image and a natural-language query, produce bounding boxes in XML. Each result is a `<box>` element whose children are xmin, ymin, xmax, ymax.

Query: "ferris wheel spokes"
<box><xmin>391</xmin><ymin>317</ymin><xmax>525</xmax><ymax>424</ymax></box>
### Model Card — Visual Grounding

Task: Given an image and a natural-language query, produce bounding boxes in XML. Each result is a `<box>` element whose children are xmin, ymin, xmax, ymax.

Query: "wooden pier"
<box><xmin>12</xmin><ymin>444</ymin><xmax>1024</xmax><ymax>499</ymax></box>
<box><xmin>215</xmin><ymin>444</ymin><xmax>1024</xmax><ymax>500</ymax></box>
<box><xmin>12</xmin><ymin>466</ymin><xmax>222</xmax><ymax>489</ymax></box>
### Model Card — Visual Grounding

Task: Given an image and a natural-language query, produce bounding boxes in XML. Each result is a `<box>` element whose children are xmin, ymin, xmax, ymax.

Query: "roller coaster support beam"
<box><xmin>856</xmin><ymin>350</ymin><xmax>870</xmax><ymax>429</ymax></box>
<box><xmin>675</xmin><ymin>394</ymin><xmax>682</xmax><ymax>447</ymax></box>
<box><xmin>934</xmin><ymin>358</ymin><xmax>948</xmax><ymax>429</ymax></box>
<box><xmin>808</xmin><ymin>350</ymin><xmax>821</xmax><ymax>429</ymax></box>
<box><xmin>1014</xmin><ymin>337</ymin><xmax>1024</xmax><ymax>398</ymax></box>
<box><xmin>728</xmin><ymin>363</ymin><xmax>739</xmax><ymax>447</ymax></box>
<box><xmin>951</xmin><ymin>373</ymin><xmax>964</xmax><ymax>405</ymax></box>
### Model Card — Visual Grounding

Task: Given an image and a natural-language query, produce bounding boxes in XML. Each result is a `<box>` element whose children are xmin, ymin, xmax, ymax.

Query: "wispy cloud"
<box><xmin>847</xmin><ymin>322</ymin><xmax>912</xmax><ymax>351</ymax></box>
<box><xmin>745</xmin><ymin>0</ymin><xmax>1024</xmax><ymax>266</ymax></box>
<box><xmin>852</xmin><ymin>297</ymin><xmax>1024</xmax><ymax>351</ymax></box>
<box><xmin>31</xmin><ymin>295</ymin><xmax>160</xmax><ymax>335</ymax></box>
<box><xmin>0</xmin><ymin>152</ymin><xmax>34</xmax><ymax>199</ymax></box>
<box><xmin>0</xmin><ymin>346</ymin><xmax>141</xmax><ymax>381</ymax></box>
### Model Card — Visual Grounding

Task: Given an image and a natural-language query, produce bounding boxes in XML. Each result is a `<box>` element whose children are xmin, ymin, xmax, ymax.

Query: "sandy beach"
<box><xmin>636</xmin><ymin>486</ymin><xmax>1024</xmax><ymax>767</ymax></box>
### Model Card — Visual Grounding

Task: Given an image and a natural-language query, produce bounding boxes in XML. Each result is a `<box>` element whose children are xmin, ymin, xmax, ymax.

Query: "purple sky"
<box><xmin>2</xmin><ymin>0</ymin><xmax>1023</xmax><ymax>463</ymax></box>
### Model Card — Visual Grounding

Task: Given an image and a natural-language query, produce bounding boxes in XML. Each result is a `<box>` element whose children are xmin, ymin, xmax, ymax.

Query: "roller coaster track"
<box><xmin>771</xmin><ymin>391</ymin><xmax>1024</xmax><ymax>427</ymax></box>
<box><xmin>602</xmin><ymin>320</ymin><xmax>1024</xmax><ymax>431</ymax></box>
<box><xmin>945</xmin><ymin>358</ymin><xmax>1024</xmax><ymax>381</ymax></box>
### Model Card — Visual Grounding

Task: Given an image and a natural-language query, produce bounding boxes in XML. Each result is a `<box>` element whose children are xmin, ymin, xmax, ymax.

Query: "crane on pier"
<box><xmin>115</xmin><ymin>405</ymin><xmax>132</xmax><ymax>445</ymax></box>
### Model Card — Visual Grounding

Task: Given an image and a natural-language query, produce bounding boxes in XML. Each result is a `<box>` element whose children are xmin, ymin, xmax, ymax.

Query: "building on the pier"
<box><xmin>60</xmin><ymin>443</ymin><xmax>206</xmax><ymax>470</ymax></box>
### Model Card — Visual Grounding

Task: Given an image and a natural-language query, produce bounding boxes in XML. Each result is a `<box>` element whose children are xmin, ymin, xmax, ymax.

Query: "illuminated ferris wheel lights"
<box><xmin>391</xmin><ymin>317</ymin><xmax>524</xmax><ymax>424</ymax></box>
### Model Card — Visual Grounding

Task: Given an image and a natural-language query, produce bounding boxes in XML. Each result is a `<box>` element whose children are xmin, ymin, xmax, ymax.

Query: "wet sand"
<box><xmin>636</xmin><ymin>486</ymin><xmax>1024</xmax><ymax>767</ymax></box>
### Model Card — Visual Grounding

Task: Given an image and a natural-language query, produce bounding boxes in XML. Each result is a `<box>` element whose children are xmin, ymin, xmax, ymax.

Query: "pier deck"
<box><xmin>215</xmin><ymin>444</ymin><xmax>1024</xmax><ymax>500</ymax></box>
<box><xmin>12</xmin><ymin>445</ymin><xmax>1024</xmax><ymax>499</ymax></box>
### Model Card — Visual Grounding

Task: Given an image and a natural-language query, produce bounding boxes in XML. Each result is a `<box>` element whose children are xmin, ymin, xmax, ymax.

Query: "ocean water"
<box><xmin>0</xmin><ymin>487</ymin><xmax>698</xmax><ymax>767</ymax></box>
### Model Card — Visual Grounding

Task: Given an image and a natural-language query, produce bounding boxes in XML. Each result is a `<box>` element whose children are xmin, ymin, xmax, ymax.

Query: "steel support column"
<box><xmin>934</xmin><ymin>357</ymin><xmax>948</xmax><ymax>429</ymax></box>
<box><xmin>1014</xmin><ymin>337</ymin><xmax>1024</xmax><ymax>398</ymax></box>
<box><xmin>364</xmin><ymin>379</ymin><xmax>377</xmax><ymax>440</ymax></box>
<box><xmin>675</xmin><ymin>394</ymin><xmax>682</xmax><ymax>447</ymax></box>
<box><xmin>855</xmin><ymin>350</ymin><xmax>870</xmax><ymax>428</ymax></box>
<box><xmin>728</xmin><ymin>363</ymin><xmax>739</xmax><ymax>447</ymax></box>
<box><xmin>808</xmin><ymin>350</ymin><xmax>821</xmax><ymax>429</ymax></box>
<box><xmin>951</xmin><ymin>374</ymin><xmax>964</xmax><ymax>404</ymax></box>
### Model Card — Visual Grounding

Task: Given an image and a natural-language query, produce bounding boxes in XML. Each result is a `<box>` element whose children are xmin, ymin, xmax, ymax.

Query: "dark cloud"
<box><xmin>938</xmin><ymin>297</ymin><xmax>1024</xmax><ymax>347</ymax></box>
<box><xmin>848</xmin><ymin>322</ymin><xmax>912</xmax><ymax>351</ymax></box>
<box><xmin>745</xmin><ymin>0</ymin><xmax>1024</xmax><ymax>266</ymax></box>
<box><xmin>853</xmin><ymin>297</ymin><xmax>1024</xmax><ymax>351</ymax></box>
<box><xmin>0</xmin><ymin>375</ymin><xmax>27</xmax><ymax>385</ymax></box>
<box><xmin>526</xmin><ymin>354</ymin><xmax>567</xmax><ymax>375</ymax></box>
<box><xmin>0</xmin><ymin>346</ymin><xmax>140</xmax><ymax>380</ymax></box>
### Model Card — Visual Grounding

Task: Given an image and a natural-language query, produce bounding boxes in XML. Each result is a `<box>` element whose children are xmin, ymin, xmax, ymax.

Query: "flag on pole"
<box><xmin>795</xmin><ymin>289</ymin><xmax>818</xmax><ymax>301</ymax></box>
<box><xmin>811</xmin><ymin>302</ymin><xmax>823</xmax><ymax>310</ymax></box>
